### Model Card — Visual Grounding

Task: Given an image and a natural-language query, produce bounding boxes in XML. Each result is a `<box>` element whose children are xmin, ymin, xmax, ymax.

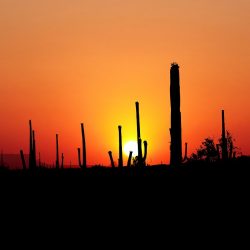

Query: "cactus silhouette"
<box><xmin>20</xmin><ymin>150</ymin><xmax>26</xmax><ymax>170</ymax></box>
<box><xmin>56</xmin><ymin>134</ymin><xmax>59</xmax><ymax>169</ymax></box>
<box><xmin>61</xmin><ymin>153</ymin><xmax>64</xmax><ymax>169</ymax></box>
<box><xmin>221</xmin><ymin>110</ymin><xmax>228</xmax><ymax>161</ymax></box>
<box><xmin>127</xmin><ymin>151</ymin><xmax>133</xmax><ymax>167</ymax></box>
<box><xmin>81</xmin><ymin>123</ymin><xmax>87</xmax><ymax>169</ymax></box>
<box><xmin>142</xmin><ymin>140</ymin><xmax>148</xmax><ymax>164</ymax></box>
<box><xmin>77</xmin><ymin>148</ymin><xmax>81</xmax><ymax>168</ymax></box>
<box><xmin>136</xmin><ymin>102</ymin><xmax>143</xmax><ymax>167</ymax></box>
<box><xmin>32</xmin><ymin>130</ymin><xmax>37</xmax><ymax>168</ymax></box>
<box><xmin>29</xmin><ymin>120</ymin><xmax>33</xmax><ymax>169</ymax></box>
<box><xmin>118</xmin><ymin>125</ymin><xmax>123</xmax><ymax>168</ymax></box>
<box><xmin>170</xmin><ymin>63</ymin><xmax>182</xmax><ymax>166</ymax></box>
<box><xmin>108</xmin><ymin>151</ymin><xmax>115</xmax><ymax>168</ymax></box>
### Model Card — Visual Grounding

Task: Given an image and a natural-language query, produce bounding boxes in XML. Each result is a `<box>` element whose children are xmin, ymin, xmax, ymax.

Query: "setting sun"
<box><xmin>124</xmin><ymin>141</ymin><xmax>138</xmax><ymax>157</ymax></box>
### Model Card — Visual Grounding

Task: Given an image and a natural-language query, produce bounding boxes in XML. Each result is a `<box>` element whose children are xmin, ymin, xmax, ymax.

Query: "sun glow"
<box><xmin>124</xmin><ymin>141</ymin><xmax>138</xmax><ymax>157</ymax></box>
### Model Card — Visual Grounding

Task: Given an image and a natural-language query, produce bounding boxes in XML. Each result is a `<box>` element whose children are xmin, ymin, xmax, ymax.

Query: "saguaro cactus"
<box><xmin>170</xmin><ymin>63</ymin><xmax>182</xmax><ymax>166</ymax></box>
<box><xmin>29</xmin><ymin>120</ymin><xmax>33</xmax><ymax>169</ymax></box>
<box><xmin>127</xmin><ymin>151</ymin><xmax>133</xmax><ymax>167</ymax></box>
<box><xmin>142</xmin><ymin>140</ymin><xmax>148</xmax><ymax>164</ymax></box>
<box><xmin>32</xmin><ymin>130</ymin><xmax>37</xmax><ymax>168</ymax></box>
<box><xmin>221</xmin><ymin>110</ymin><xmax>228</xmax><ymax>161</ymax></box>
<box><xmin>81</xmin><ymin>123</ymin><xmax>87</xmax><ymax>169</ymax></box>
<box><xmin>136</xmin><ymin>102</ymin><xmax>143</xmax><ymax>166</ymax></box>
<box><xmin>77</xmin><ymin>148</ymin><xmax>81</xmax><ymax>168</ymax></box>
<box><xmin>56</xmin><ymin>134</ymin><xmax>59</xmax><ymax>169</ymax></box>
<box><xmin>61</xmin><ymin>153</ymin><xmax>64</xmax><ymax>169</ymax></box>
<box><xmin>108</xmin><ymin>151</ymin><xmax>115</xmax><ymax>168</ymax></box>
<box><xmin>20</xmin><ymin>150</ymin><xmax>26</xmax><ymax>170</ymax></box>
<box><xmin>118</xmin><ymin>125</ymin><xmax>123</xmax><ymax>168</ymax></box>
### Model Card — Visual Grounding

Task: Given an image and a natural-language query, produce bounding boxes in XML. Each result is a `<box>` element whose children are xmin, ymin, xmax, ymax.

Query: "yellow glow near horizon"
<box><xmin>124</xmin><ymin>141</ymin><xmax>138</xmax><ymax>157</ymax></box>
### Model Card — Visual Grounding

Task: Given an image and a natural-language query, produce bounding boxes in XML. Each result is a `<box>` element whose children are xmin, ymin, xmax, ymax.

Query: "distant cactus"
<box><xmin>221</xmin><ymin>110</ymin><xmax>228</xmax><ymax>161</ymax></box>
<box><xmin>56</xmin><ymin>134</ymin><xmax>59</xmax><ymax>169</ymax></box>
<box><xmin>81</xmin><ymin>123</ymin><xmax>87</xmax><ymax>169</ymax></box>
<box><xmin>127</xmin><ymin>151</ymin><xmax>133</xmax><ymax>167</ymax></box>
<box><xmin>61</xmin><ymin>153</ymin><xmax>64</xmax><ymax>169</ymax></box>
<box><xmin>77</xmin><ymin>147</ymin><xmax>81</xmax><ymax>168</ymax></box>
<box><xmin>77</xmin><ymin>123</ymin><xmax>87</xmax><ymax>169</ymax></box>
<box><xmin>118</xmin><ymin>125</ymin><xmax>123</xmax><ymax>168</ymax></box>
<box><xmin>20</xmin><ymin>150</ymin><xmax>26</xmax><ymax>170</ymax></box>
<box><xmin>32</xmin><ymin>130</ymin><xmax>37</xmax><ymax>168</ymax></box>
<box><xmin>29</xmin><ymin>120</ymin><xmax>33</xmax><ymax>169</ymax></box>
<box><xmin>135</xmin><ymin>102</ymin><xmax>143</xmax><ymax>167</ymax></box>
<box><xmin>108</xmin><ymin>151</ymin><xmax>115</xmax><ymax>168</ymax></box>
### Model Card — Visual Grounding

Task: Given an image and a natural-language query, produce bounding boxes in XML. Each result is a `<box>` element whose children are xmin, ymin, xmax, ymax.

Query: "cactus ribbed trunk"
<box><xmin>221</xmin><ymin>110</ymin><xmax>228</xmax><ymax>161</ymax></box>
<box><xmin>81</xmin><ymin>123</ymin><xmax>87</xmax><ymax>169</ymax></box>
<box><xmin>170</xmin><ymin>63</ymin><xmax>182</xmax><ymax>166</ymax></box>
<box><xmin>20</xmin><ymin>150</ymin><xmax>26</xmax><ymax>170</ymax></box>
<box><xmin>56</xmin><ymin>134</ymin><xmax>59</xmax><ymax>169</ymax></box>
<box><xmin>108</xmin><ymin>151</ymin><xmax>115</xmax><ymax>168</ymax></box>
<box><xmin>118</xmin><ymin>125</ymin><xmax>123</xmax><ymax>168</ymax></box>
<box><xmin>136</xmin><ymin>102</ymin><xmax>143</xmax><ymax>167</ymax></box>
<box><xmin>127</xmin><ymin>151</ymin><xmax>133</xmax><ymax>167</ymax></box>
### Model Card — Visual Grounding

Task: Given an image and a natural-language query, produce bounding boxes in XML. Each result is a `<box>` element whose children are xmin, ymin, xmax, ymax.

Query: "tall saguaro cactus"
<box><xmin>29</xmin><ymin>120</ymin><xmax>33</xmax><ymax>169</ymax></box>
<box><xmin>136</xmin><ymin>102</ymin><xmax>143</xmax><ymax>166</ymax></box>
<box><xmin>32</xmin><ymin>130</ymin><xmax>37</xmax><ymax>168</ymax></box>
<box><xmin>118</xmin><ymin>125</ymin><xmax>123</xmax><ymax>168</ymax></box>
<box><xmin>170</xmin><ymin>63</ymin><xmax>182</xmax><ymax>166</ymax></box>
<box><xmin>56</xmin><ymin>134</ymin><xmax>59</xmax><ymax>169</ymax></box>
<box><xmin>81</xmin><ymin>123</ymin><xmax>87</xmax><ymax>169</ymax></box>
<box><xmin>221</xmin><ymin>110</ymin><xmax>228</xmax><ymax>161</ymax></box>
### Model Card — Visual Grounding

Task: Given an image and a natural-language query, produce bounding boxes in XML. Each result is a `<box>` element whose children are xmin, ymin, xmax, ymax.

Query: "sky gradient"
<box><xmin>0</xmin><ymin>0</ymin><xmax>250</xmax><ymax>166</ymax></box>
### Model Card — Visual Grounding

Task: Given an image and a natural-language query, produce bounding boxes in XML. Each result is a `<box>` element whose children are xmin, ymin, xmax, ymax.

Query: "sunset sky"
<box><xmin>0</xmin><ymin>0</ymin><xmax>250</xmax><ymax>166</ymax></box>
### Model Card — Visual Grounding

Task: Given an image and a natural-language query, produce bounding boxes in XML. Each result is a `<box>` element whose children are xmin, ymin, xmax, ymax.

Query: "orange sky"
<box><xmin>0</xmin><ymin>0</ymin><xmax>250</xmax><ymax>166</ymax></box>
